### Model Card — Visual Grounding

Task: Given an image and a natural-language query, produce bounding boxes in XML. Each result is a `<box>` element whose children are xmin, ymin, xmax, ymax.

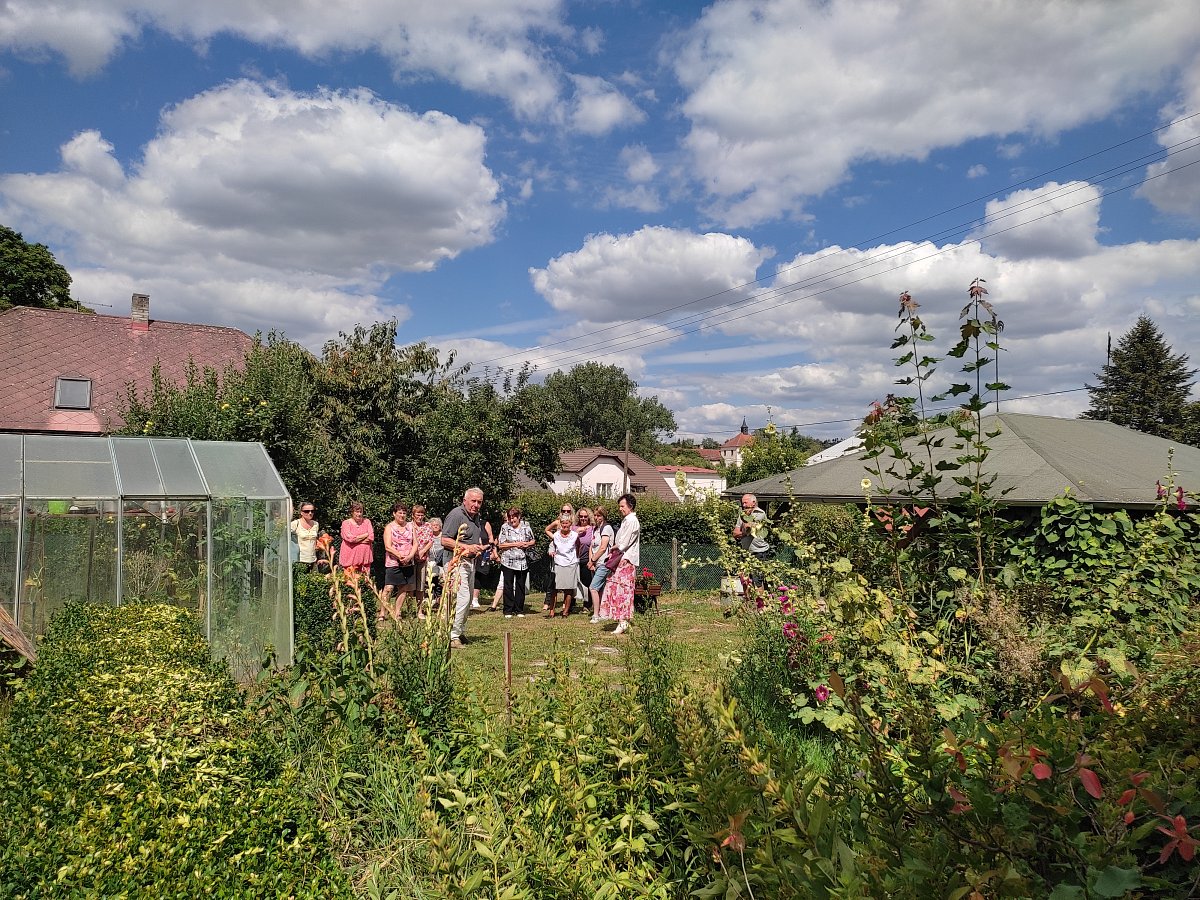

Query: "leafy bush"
<box><xmin>0</xmin><ymin>603</ymin><xmax>349</xmax><ymax>899</ymax></box>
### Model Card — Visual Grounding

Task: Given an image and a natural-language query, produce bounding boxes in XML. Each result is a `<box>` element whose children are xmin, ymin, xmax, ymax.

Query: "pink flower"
<box><xmin>781</xmin><ymin>622</ymin><xmax>798</xmax><ymax>640</ymax></box>
<box><xmin>780</xmin><ymin>599</ymin><xmax>793</xmax><ymax>614</ymax></box>
<box><xmin>754</xmin><ymin>597</ymin><xmax>765</xmax><ymax>610</ymax></box>
<box><xmin>1156</xmin><ymin>480</ymin><xmax>1166</xmax><ymax>500</ymax></box>
<box><xmin>814</xmin><ymin>684</ymin><xmax>831</xmax><ymax>703</ymax></box>
<box><xmin>1177</xmin><ymin>486</ymin><xmax>1187</xmax><ymax>511</ymax></box>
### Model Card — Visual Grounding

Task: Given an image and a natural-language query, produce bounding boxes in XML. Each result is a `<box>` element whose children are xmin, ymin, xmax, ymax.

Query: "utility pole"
<box><xmin>622</xmin><ymin>430</ymin><xmax>631</xmax><ymax>494</ymax></box>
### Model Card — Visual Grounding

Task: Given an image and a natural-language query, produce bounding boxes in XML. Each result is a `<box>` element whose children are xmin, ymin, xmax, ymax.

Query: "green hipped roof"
<box><xmin>727</xmin><ymin>413</ymin><xmax>1200</xmax><ymax>509</ymax></box>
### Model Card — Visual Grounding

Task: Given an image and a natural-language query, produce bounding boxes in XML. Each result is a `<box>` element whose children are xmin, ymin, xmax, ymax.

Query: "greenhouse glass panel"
<box><xmin>1</xmin><ymin>497</ymin><xmax>17</xmax><ymax>621</ymax></box>
<box><xmin>149</xmin><ymin>439</ymin><xmax>207</xmax><ymax>497</ymax></box>
<box><xmin>23</xmin><ymin>435</ymin><xmax>117</xmax><ymax>499</ymax></box>
<box><xmin>208</xmin><ymin>499</ymin><xmax>292</xmax><ymax>679</ymax></box>
<box><xmin>121</xmin><ymin>500</ymin><xmax>208</xmax><ymax>617</ymax></box>
<box><xmin>192</xmin><ymin>441</ymin><xmax>284</xmax><ymax>498</ymax></box>
<box><xmin>0</xmin><ymin>435</ymin><xmax>20</xmax><ymax>497</ymax></box>
<box><xmin>18</xmin><ymin>500</ymin><xmax>118</xmax><ymax>637</ymax></box>
<box><xmin>113</xmin><ymin>438</ymin><xmax>165</xmax><ymax>497</ymax></box>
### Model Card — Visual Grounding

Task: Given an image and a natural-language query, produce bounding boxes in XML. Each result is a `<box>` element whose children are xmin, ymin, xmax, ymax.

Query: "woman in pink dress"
<box><xmin>597</xmin><ymin>493</ymin><xmax>639</xmax><ymax>635</ymax></box>
<box><xmin>338</xmin><ymin>501</ymin><xmax>375</xmax><ymax>575</ymax></box>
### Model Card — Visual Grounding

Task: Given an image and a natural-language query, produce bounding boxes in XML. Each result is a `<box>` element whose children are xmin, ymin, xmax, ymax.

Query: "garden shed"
<box><xmin>0</xmin><ymin>434</ymin><xmax>293</xmax><ymax>673</ymax></box>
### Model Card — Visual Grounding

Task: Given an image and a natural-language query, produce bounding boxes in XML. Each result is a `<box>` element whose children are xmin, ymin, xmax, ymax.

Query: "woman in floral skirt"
<box><xmin>597</xmin><ymin>493</ymin><xmax>639</xmax><ymax>635</ymax></box>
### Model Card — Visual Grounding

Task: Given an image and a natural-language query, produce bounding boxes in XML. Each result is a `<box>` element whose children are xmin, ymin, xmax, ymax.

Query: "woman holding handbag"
<box><xmin>596</xmin><ymin>493</ymin><xmax>639</xmax><ymax>635</ymax></box>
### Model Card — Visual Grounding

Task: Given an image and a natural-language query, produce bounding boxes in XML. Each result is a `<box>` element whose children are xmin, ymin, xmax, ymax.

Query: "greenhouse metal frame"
<box><xmin>0</xmin><ymin>434</ymin><xmax>293</xmax><ymax>672</ymax></box>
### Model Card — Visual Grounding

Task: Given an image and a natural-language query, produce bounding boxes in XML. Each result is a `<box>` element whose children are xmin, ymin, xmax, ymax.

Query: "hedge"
<box><xmin>0</xmin><ymin>603</ymin><xmax>350</xmax><ymax>899</ymax></box>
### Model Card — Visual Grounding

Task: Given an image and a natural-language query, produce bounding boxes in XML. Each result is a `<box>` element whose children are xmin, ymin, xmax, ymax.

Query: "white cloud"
<box><xmin>529</xmin><ymin>226</ymin><xmax>771</xmax><ymax>321</ymax></box>
<box><xmin>620</xmin><ymin>144</ymin><xmax>658</xmax><ymax>182</ymax></box>
<box><xmin>602</xmin><ymin>184</ymin><xmax>663</xmax><ymax>213</ymax></box>
<box><xmin>568</xmin><ymin>75</ymin><xmax>645</xmax><ymax>135</ymax></box>
<box><xmin>0</xmin><ymin>80</ymin><xmax>504</xmax><ymax>344</ymax></box>
<box><xmin>675</xmin><ymin>0</ymin><xmax>1200</xmax><ymax>225</ymax></box>
<box><xmin>0</xmin><ymin>0</ymin><xmax>566</xmax><ymax>117</ymax></box>
<box><xmin>1138</xmin><ymin>60</ymin><xmax>1200</xmax><ymax>216</ymax></box>
<box><xmin>973</xmin><ymin>182</ymin><xmax>1102</xmax><ymax>260</ymax></box>
<box><xmin>967</xmin><ymin>164</ymin><xmax>988</xmax><ymax>179</ymax></box>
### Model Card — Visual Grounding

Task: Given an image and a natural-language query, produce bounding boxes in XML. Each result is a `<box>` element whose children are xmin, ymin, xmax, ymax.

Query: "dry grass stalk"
<box><xmin>0</xmin><ymin>604</ymin><xmax>36</xmax><ymax>664</ymax></box>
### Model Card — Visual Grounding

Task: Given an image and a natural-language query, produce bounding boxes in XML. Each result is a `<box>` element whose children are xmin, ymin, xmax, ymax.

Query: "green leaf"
<box><xmin>1088</xmin><ymin>866</ymin><xmax>1141</xmax><ymax>898</ymax></box>
<box><xmin>1048</xmin><ymin>885</ymin><xmax>1085</xmax><ymax>900</ymax></box>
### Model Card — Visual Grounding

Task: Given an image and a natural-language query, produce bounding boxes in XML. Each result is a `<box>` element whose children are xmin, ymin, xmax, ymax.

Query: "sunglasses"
<box><xmin>561</xmin><ymin>508</ymin><xmax>572</xmax><ymax>513</ymax></box>
<box><xmin>301</xmin><ymin>508</ymin><xmax>314</xmax><ymax>514</ymax></box>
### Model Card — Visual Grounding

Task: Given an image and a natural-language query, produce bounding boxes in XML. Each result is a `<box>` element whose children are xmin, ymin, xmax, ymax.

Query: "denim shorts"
<box><xmin>589</xmin><ymin>564</ymin><xmax>609</xmax><ymax>591</ymax></box>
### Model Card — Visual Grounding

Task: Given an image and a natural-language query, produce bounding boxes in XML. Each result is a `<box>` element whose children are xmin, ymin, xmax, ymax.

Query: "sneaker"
<box><xmin>517</xmin><ymin>613</ymin><xmax>525</xmax><ymax>618</ymax></box>
<box><xmin>504</xmin><ymin>614</ymin><xmax>513</xmax><ymax>619</ymax></box>
<box><xmin>589</xmin><ymin>615</ymin><xmax>602</xmax><ymax>624</ymax></box>
<box><xmin>449</xmin><ymin>638</ymin><xmax>466</xmax><ymax>649</ymax></box>
<box><xmin>613</xmin><ymin>621</ymin><xmax>629</xmax><ymax>635</ymax></box>
<box><xmin>471</xmin><ymin>601</ymin><xmax>482</xmax><ymax>609</ymax></box>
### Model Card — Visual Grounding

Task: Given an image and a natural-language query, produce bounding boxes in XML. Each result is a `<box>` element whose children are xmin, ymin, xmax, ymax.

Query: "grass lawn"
<box><xmin>448</xmin><ymin>589</ymin><xmax>741</xmax><ymax>698</ymax></box>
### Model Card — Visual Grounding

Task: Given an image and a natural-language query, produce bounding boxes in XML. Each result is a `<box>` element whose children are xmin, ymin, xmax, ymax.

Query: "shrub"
<box><xmin>0</xmin><ymin>603</ymin><xmax>349</xmax><ymax>899</ymax></box>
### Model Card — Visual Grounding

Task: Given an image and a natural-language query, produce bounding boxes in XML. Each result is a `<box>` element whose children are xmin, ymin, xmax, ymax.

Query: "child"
<box><xmin>547</xmin><ymin>514</ymin><xmax>580</xmax><ymax>617</ymax></box>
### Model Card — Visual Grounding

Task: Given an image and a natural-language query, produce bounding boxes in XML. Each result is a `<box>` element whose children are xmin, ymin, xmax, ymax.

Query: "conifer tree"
<box><xmin>1083</xmin><ymin>315</ymin><xmax>1196</xmax><ymax>441</ymax></box>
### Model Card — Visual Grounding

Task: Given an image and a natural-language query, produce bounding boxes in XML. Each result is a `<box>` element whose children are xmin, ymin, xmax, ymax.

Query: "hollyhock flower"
<box><xmin>1177</xmin><ymin>486</ymin><xmax>1187</xmax><ymax>511</ymax></box>
<box><xmin>780</xmin><ymin>599</ymin><xmax>793</xmax><ymax>614</ymax></box>
<box><xmin>814</xmin><ymin>684</ymin><xmax>831</xmax><ymax>703</ymax></box>
<box><xmin>1156</xmin><ymin>480</ymin><xmax>1166</xmax><ymax>500</ymax></box>
<box><xmin>781</xmin><ymin>622</ymin><xmax>798</xmax><ymax>640</ymax></box>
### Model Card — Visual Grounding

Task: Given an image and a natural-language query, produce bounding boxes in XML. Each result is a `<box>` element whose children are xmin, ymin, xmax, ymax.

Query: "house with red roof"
<box><xmin>656</xmin><ymin>464</ymin><xmax>726</xmax><ymax>499</ymax></box>
<box><xmin>0</xmin><ymin>294</ymin><xmax>254</xmax><ymax>434</ymax></box>
<box><xmin>720</xmin><ymin>418</ymin><xmax>756</xmax><ymax>467</ymax></box>
<box><xmin>551</xmin><ymin>447</ymin><xmax>678</xmax><ymax>503</ymax></box>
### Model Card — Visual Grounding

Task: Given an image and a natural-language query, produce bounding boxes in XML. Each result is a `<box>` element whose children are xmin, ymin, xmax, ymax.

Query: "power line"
<box><xmin>669</xmin><ymin>387</ymin><xmax>1090</xmax><ymax>437</ymax></box>
<box><xmin>477</xmin><ymin>149</ymin><xmax>1200</xmax><ymax>371</ymax></box>
<box><xmin>467</xmin><ymin>112</ymin><xmax>1200</xmax><ymax>370</ymax></box>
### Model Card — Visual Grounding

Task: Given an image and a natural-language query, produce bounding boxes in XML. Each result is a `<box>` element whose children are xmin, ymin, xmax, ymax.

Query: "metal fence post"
<box><xmin>671</xmin><ymin>537</ymin><xmax>678</xmax><ymax>591</ymax></box>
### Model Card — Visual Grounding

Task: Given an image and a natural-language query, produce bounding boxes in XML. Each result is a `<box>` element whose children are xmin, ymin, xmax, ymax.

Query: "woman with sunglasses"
<box><xmin>290</xmin><ymin>502</ymin><xmax>319</xmax><ymax>571</ymax></box>
<box><xmin>574</xmin><ymin>507</ymin><xmax>595</xmax><ymax>610</ymax></box>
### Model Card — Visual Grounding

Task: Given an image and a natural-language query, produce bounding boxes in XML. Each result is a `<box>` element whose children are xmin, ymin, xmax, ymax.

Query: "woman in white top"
<box><xmin>597</xmin><ymin>493</ymin><xmax>639</xmax><ymax>634</ymax></box>
<box><xmin>547</xmin><ymin>514</ymin><xmax>580</xmax><ymax>618</ymax></box>
<box><xmin>289</xmin><ymin>502</ymin><xmax>319</xmax><ymax>571</ymax></box>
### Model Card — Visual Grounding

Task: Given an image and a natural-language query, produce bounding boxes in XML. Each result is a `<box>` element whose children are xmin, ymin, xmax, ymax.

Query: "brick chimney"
<box><xmin>131</xmin><ymin>293</ymin><xmax>150</xmax><ymax>332</ymax></box>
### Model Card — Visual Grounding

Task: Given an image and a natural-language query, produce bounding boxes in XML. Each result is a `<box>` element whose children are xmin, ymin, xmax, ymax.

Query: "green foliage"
<box><xmin>0</xmin><ymin>603</ymin><xmax>348</xmax><ymax>899</ymax></box>
<box><xmin>1084</xmin><ymin>314</ymin><xmax>1197</xmax><ymax>442</ymax></box>
<box><xmin>0</xmin><ymin>224</ymin><xmax>85</xmax><ymax>311</ymax></box>
<box><xmin>725</xmin><ymin>427</ymin><xmax>810</xmax><ymax>487</ymax></box>
<box><xmin>525</xmin><ymin>361</ymin><xmax>677</xmax><ymax>458</ymax></box>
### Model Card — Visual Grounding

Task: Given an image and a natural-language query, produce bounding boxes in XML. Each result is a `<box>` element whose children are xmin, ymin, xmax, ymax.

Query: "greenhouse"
<box><xmin>0</xmin><ymin>434</ymin><xmax>293</xmax><ymax>674</ymax></box>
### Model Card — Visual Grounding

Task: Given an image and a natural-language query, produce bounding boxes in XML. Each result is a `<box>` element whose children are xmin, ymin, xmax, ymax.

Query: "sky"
<box><xmin>2</xmin><ymin>0</ymin><xmax>1200</xmax><ymax>444</ymax></box>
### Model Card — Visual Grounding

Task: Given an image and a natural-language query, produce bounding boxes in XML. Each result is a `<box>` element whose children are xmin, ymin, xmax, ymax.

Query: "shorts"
<box><xmin>554</xmin><ymin>563</ymin><xmax>578</xmax><ymax>591</ymax></box>
<box><xmin>384</xmin><ymin>564</ymin><xmax>416</xmax><ymax>589</ymax></box>
<box><xmin>589</xmin><ymin>564</ymin><xmax>609</xmax><ymax>591</ymax></box>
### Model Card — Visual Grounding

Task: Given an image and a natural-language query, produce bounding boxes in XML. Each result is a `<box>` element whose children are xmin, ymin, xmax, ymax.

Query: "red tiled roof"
<box><xmin>696</xmin><ymin>448</ymin><xmax>722</xmax><ymax>463</ymax></box>
<box><xmin>557</xmin><ymin>447</ymin><xmax>678</xmax><ymax>502</ymax></box>
<box><xmin>656</xmin><ymin>465</ymin><xmax>720</xmax><ymax>475</ymax></box>
<box><xmin>0</xmin><ymin>306</ymin><xmax>253</xmax><ymax>434</ymax></box>
<box><xmin>721</xmin><ymin>432</ymin><xmax>755</xmax><ymax>449</ymax></box>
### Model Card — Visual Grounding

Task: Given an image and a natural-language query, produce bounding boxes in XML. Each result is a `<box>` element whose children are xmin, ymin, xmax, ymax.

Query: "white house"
<box><xmin>550</xmin><ymin>448</ymin><xmax>678</xmax><ymax>502</ymax></box>
<box><xmin>657</xmin><ymin>465</ymin><xmax>727</xmax><ymax>500</ymax></box>
<box><xmin>720</xmin><ymin>418</ymin><xmax>755</xmax><ymax>468</ymax></box>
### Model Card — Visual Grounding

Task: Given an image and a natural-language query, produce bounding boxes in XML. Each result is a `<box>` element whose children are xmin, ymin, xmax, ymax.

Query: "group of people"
<box><xmin>289</xmin><ymin>488</ymin><xmax>644</xmax><ymax>649</ymax></box>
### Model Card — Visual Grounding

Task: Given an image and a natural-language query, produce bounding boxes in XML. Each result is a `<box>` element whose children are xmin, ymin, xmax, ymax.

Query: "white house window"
<box><xmin>596</xmin><ymin>482</ymin><xmax>614</xmax><ymax>498</ymax></box>
<box><xmin>54</xmin><ymin>377</ymin><xmax>92</xmax><ymax>410</ymax></box>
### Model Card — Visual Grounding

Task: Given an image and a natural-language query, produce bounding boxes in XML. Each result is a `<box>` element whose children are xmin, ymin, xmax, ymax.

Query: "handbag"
<box><xmin>604</xmin><ymin>545</ymin><xmax>623</xmax><ymax>570</ymax></box>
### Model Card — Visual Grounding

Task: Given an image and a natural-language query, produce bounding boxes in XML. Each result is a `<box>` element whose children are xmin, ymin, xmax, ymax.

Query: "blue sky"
<box><xmin>3</xmin><ymin>0</ymin><xmax>1199</xmax><ymax>443</ymax></box>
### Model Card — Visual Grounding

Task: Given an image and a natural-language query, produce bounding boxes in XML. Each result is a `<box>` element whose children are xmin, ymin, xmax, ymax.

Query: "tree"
<box><xmin>726</xmin><ymin>427</ymin><xmax>811</xmax><ymax>487</ymax></box>
<box><xmin>530</xmin><ymin>362</ymin><xmax>676</xmax><ymax>458</ymax></box>
<box><xmin>1083</xmin><ymin>316</ymin><xmax>1196</xmax><ymax>441</ymax></box>
<box><xmin>0</xmin><ymin>225</ymin><xmax>85</xmax><ymax>311</ymax></box>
